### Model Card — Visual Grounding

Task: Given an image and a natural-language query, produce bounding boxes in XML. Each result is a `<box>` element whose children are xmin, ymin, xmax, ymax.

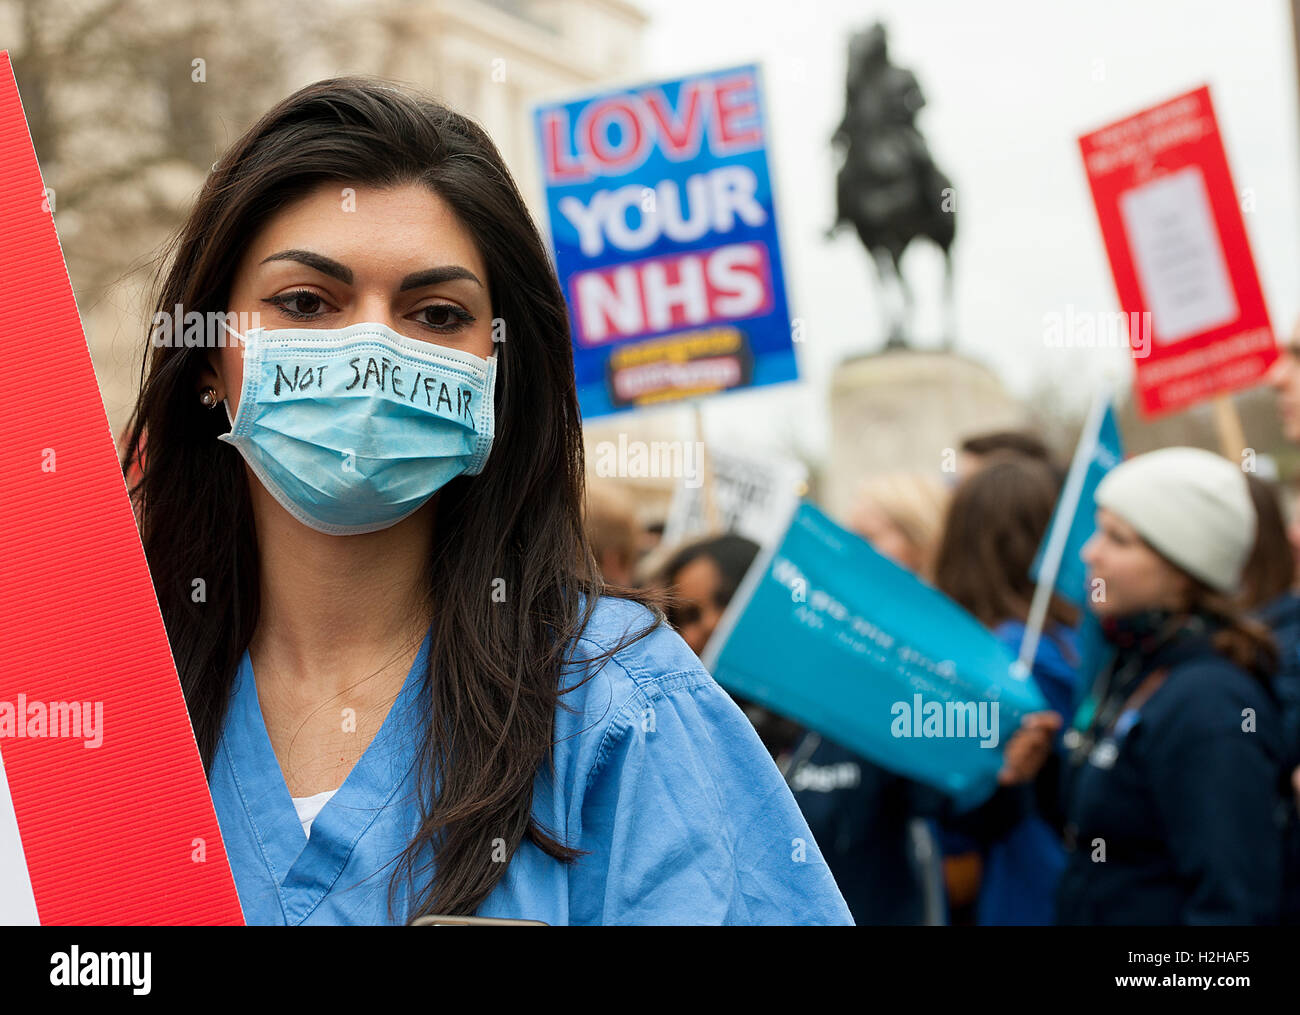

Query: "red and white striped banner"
<box><xmin>0</xmin><ymin>50</ymin><xmax>244</xmax><ymax>925</ymax></box>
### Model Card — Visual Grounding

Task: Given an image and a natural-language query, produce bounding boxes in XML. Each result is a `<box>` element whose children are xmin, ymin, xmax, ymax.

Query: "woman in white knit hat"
<box><xmin>1050</xmin><ymin>446</ymin><xmax>1286</xmax><ymax>925</ymax></box>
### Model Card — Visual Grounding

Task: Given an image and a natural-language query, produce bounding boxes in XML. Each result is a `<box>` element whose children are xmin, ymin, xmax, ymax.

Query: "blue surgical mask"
<box><xmin>218</xmin><ymin>321</ymin><xmax>497</xmax><ymax>535</ymax></box>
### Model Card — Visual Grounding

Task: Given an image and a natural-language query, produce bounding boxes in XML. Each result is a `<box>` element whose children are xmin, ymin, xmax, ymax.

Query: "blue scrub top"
<box><xmin>209</xmin><ymin>595</ymin><xmax>855</xmax><ymax>925</ymax></box>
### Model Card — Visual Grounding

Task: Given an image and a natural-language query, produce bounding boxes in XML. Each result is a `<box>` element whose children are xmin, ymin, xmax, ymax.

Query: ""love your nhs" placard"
<box><xmin>534</xmin><ymin>64</ymin><xmax>799</xmax><ymax>420</ymax></box>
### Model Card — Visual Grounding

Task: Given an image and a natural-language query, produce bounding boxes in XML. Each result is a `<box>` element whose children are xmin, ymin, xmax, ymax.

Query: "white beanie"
<box><xmin>1093</xmin><ymin>446</ymin><xmax>1255</xmax><ymax>594</ymax></box>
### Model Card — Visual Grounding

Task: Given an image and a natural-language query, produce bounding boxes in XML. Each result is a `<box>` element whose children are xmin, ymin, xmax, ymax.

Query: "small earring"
<box><xmin>200</xmin><ymin>387</ymin><xmax>219</xmax><ymax>408</ymax></box>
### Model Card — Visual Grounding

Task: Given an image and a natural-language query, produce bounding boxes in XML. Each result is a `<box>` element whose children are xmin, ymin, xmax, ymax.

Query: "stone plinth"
<box><xmin>825</xmin><ymin>351</ymin><xmax>1027</xmax><ymax>521</ymax></box>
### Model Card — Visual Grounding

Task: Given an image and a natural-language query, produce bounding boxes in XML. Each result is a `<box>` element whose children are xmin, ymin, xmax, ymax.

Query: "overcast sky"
<box><xmin>630</xmin><ymin>0</ymin><xmax>1300</xmax><ymax>457</ymax></box>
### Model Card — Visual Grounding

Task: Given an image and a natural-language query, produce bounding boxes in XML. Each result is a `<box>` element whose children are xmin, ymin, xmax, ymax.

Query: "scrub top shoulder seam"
<box><xmin>572</xmin><ymin>645</ymin><xmax>723</xmax><ymax>797</ymax></box>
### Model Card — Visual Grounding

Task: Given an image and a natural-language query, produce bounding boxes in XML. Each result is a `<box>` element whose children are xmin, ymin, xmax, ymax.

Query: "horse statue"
<box><xmin>828</xmin><ymin>23</ymin><xmax>957</xmax><ymax>350</ymax></box>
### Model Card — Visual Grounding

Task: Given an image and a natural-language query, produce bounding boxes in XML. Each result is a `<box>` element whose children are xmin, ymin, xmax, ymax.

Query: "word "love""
<box><xmin>541</xmin><ymin>69</ymin><xmax>762</xmax><ymax>183</ymax></box>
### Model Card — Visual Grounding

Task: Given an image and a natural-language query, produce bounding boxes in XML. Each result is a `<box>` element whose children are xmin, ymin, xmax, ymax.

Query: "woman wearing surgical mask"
<box><xmin>120</xmin><ymin>78</ymin><xmax>852</xmax><ymax>926</ymax></box>
<box><xmin>1053</xmin><ymin>447</ymin><xmax>1285</xmax><ymax>924</ymax></box>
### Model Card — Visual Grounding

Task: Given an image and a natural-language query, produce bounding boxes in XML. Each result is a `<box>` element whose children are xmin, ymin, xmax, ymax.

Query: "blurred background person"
<box><xmin>583</xmin><ymin>483</ymin><xmax>644</xmax><ymax>589</ymax></box>
<box><xmin>1264</xmin><ymin>323</ymin><xmax>1300</xmax><ymax>925</ymax></box>
<box><xmin>653</xmin><ymin>534</ymin><xmax>805</xmax><ymax>761</ymax></box>
<box><xmin>1287</xmin><ymin>488</ymin><xmax>1300</xmax><ymax>585</ymax></box>
<box><xmin>639</xmin><ymin>519</ymin><xmax>667</xmax><ymax>567</ymax></box>
<box><xmin>1053</xmin><ymin>448</ymin><xmax>1283</xmax><ymax>925</ymax></box>
<box><xmin>930</xmin><ymin>453</ymin><xmax>1081</xmax><ymax>925</ymax></box>
<box><xmin>1265</xmin><ymin>316</ymin><xmax>1300</xmax><ymax>445</ymax></box>
<box><xmin>1241</xmin><ymin>476</ymin><xmax>1300</xmax><ymax>926</ymax></box>
<box><xmin>656</xmin><ymin>533</ymin><xmax>759</xmax><ymax>658</ymax></box>
<box><xmin>1242</xmin><ymin>474</ymin><xmax>1298</xmax><ymax>609</ymax></box>
<box><xmin>846</xmin><ymin>471</ymin><xmax>949</xmax><ymax>579</ymax></box>
<box><xmin>784</xmin><ymin>471</ymin><xmax>954</xmax><ymax>925</ymax></box>
<box><xmin>956</xmin><ymin>429</ymin><xmax>1063</xmax><ymax>486</ymax></box>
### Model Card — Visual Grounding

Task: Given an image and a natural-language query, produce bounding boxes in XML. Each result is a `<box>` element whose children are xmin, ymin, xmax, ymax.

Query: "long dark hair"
<box><xmin>1240</xmin><ymin>474</ymin><xmax>1295</xmax><ymax>610</ymax></box>
<box><xmin>1182</xmin><ymin>583</ymin><xmax>1278</xmax><ymax>682</ymax></box>
<box><xmin>933</xmin><ymin>453</ymin><xmax>1078</xmax><ymax>633</ymax></box>
<box><xmin>121</xmin><ymin>77</ymin><xmax>662</xmax><ymax>920</ymax></box>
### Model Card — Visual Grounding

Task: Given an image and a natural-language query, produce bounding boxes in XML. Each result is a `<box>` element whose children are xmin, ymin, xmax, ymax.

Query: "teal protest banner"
<box><xmin>703</xmin><ymin>503</ymin><xmax>1048</xmax><ymax>810</ymax></box>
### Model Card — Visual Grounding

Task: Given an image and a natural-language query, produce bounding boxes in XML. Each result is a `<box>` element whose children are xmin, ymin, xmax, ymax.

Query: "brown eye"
<box><xmin>416</xmin><ymin>303</ymin><xmax>475</xmax><ymax>334</ymax></box>
<box><xmin>264</xmin><ymin>290</ymin><xmax>327</xmax><ymax>319</ymax></box>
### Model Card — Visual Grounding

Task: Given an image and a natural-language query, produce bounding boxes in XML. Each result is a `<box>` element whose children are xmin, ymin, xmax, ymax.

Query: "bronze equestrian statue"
<box><xmin>828</xmin><ymin>23</ymin><xmax>957</xmax><ymax>350</ymax></box>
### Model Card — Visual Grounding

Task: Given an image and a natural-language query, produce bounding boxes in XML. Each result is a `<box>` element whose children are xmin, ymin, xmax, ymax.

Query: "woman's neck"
<box><xmin>247</xmin><ymin>484</ymin><xmax>436</xmax><ymax>698</ymax></box>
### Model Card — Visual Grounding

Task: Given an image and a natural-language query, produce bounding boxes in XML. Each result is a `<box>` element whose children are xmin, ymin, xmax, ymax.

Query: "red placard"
<box><xmin>1078</xmin><ymin>84</ymin><xmax>1275</xmax><ymax>417</ymax></box>
<box><xmin>0</xmin><ymin>51</ymin><xmax>244</xmax><ymax>924</ymax></box>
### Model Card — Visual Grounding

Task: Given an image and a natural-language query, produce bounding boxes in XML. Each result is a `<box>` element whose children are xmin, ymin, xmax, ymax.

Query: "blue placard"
<box><xmin>533</xmin><ymin>64</ymin><xmax>798</xmax><ymax>419</ymax></box>
<box><xmin>704</xmin><ymin>503</ymin><xmax>1048</xmax><ymax>811</ymax></box>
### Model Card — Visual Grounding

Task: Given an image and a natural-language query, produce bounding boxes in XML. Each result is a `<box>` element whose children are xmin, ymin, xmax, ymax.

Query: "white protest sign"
<box><xmin>662</xmin><ymin>446</ymin><xmax>807</xmax><ymax>549</ymax></box>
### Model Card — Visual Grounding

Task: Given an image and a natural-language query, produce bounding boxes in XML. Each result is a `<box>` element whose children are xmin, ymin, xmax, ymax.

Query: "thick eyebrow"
<box><xmin>396</xmin><ymin>265</ymin><xmax>484</xmax><ymax>292</ymax></box>
<box><xmin>259</xmin><ymin>249</ymin><xmax>483</xmax><ymax>291</ymax></box>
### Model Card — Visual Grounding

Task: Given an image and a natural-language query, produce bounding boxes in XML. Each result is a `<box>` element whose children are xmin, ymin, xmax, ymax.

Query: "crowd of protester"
<box><xmin>582</xmin><ymin>347</ymin><xmax>1300</xmax><ymax>925</ymax></box>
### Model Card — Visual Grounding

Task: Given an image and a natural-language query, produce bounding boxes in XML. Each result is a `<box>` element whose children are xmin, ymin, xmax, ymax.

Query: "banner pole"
<box><xmin>1015</xmin><ymin>387</ymin><xmax>1110</xmax><ymax>679</ymax></box>
<box><xmin>694</xmin><ymin>402</ymin><xmax>720</xmax><ymax>534</ymax></box>
<box><xmin>1211</xmin><ymin>395</ymin><xmax>1246</xmax><ymax>462</ymax></box>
